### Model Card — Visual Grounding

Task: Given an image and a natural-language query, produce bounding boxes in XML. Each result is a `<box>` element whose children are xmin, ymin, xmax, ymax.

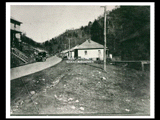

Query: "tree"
<box><xmin>88</xmin><ymin>21</ymin><xmax>92</xmax><ymax>26</ymax></box>
<box><xmin>90</xmin><ymin>19</ymin><xmax>103</xmax><ymax>44</ymax></box>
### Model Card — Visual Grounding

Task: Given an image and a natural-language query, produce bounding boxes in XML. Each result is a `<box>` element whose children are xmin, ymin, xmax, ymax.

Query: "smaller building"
<box><xmin>60</xmin><ymin>49</ymin><xmax>70</xmax><ymax>58</ymax></box>
<box><xmin>68</xmin><ymin>45</ymin><xmax>79</xmax><ymax>59</ymax></box>
<box><xmin>60</xmin><ymin>46</ymin><xmax>78</xmax><ymax>59</ymax></box>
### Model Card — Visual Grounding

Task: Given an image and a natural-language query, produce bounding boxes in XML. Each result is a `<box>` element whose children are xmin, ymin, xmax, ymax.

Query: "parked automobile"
<box><xmin>36</xmin><ymin>51</ymin><xmax>47</xmax><ymax>62</ymax></box>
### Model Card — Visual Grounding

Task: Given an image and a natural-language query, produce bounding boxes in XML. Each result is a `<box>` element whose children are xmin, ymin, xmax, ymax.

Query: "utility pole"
<box><xmin>64</xmin><ymin>44</ymin><xmax>66</xmax><ymax>49</ymax></box>
<box><xmin>68</xmin><ymin>39</ymin><xmax>71</xmax><ymax>59</ymax></box>
<box><xmin>101</xmin><ymin>6</ymin><xmax>107</xmax><ymax>71</ymax></box>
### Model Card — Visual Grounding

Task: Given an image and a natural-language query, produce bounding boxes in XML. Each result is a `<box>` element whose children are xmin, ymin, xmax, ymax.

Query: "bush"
<box><xmin>106</xmin><ymin>58</ymin><xmax>112</xmax><ymax>63</ymax></box>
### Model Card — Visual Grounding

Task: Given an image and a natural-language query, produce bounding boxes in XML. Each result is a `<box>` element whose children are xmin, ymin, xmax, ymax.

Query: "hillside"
<box><xmin>13</xmin><ymin>5</ymin><xmax>149</xmax><ymax>64</ymax></box>
<box><xmin>21</xmin><ymin>34</ymin><xmax>44</xmax><ymax>49</ymax></box>
<box><xmin>41</xmin><ymin>25</ymin><xmax>96</xmax><ymax>55</ymax></box>
<box><xmin>42</xmin><ymin>6</ymin><xmax>150</xmax><ymax>58</ymax></box>
<box><xmin>42</xmin><ymin>27</ymin><xmax>91</xmax><ymax>55</ymax></box>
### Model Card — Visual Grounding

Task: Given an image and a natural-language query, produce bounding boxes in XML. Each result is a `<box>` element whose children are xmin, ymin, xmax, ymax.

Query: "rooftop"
<box><xmin>61</xmin><ymin>39</ymin><xmax>109</xmax><ymax>53</ymax></box>
<box><xmin>11</xmin><ymin>17</ymin><xmax>23</xmax><ymax>25</ymax></box>
<box><xmin>77</xmin><ymin>39</ymin><xmax>108</xmax><ymax>49</ymax></box>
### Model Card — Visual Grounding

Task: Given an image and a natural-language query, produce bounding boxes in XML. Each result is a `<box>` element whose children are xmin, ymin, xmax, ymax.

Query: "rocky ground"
<box><xmin>11</xmin><ymin>60</ymin><xmax>150</xmax><ymax>116</ymax></box>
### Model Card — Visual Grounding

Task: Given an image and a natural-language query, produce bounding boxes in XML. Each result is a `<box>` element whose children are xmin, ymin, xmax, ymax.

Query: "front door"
<box><xmin>74</xmin><ymin>49</ymin><xmax>78</xmax><ymax>59</ymax></box>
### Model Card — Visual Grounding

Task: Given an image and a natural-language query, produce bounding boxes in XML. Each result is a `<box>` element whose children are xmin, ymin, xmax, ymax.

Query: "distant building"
<box><xmin>60</xmin><ymin>45</ymin><xmax>79</xmax><ymax>59</ymax></box>
<box><xmin>10</xmin><ymin>17</ymin><xmax>22</xmax><ymax>48</ymax></box>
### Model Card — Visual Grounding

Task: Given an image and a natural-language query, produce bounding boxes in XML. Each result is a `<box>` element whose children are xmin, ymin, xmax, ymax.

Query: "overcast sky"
<box><xmin>11</xmin><ymin>4</ymin><xmax>116</xmax><ymax>43</ymax></box>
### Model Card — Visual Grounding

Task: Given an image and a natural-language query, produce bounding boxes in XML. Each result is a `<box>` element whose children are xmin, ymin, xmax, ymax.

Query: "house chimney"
<box><xmin>88</xmin><ymin>39</ymin><xmax>91</xmax><ymax>43</ymax></box>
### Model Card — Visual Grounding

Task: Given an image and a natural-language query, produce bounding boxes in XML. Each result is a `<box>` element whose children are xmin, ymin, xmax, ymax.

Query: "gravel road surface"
<box><xmin>11</xmin><ymin>56</ymin><xmax>62</xmax><ymax>80</ymax></box>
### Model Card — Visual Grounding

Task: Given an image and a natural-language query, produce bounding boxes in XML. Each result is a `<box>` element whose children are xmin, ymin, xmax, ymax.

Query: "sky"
<box><xmin>11</xmin><ymin>4</ymin><xmax>117</xmax><ymax>43</ymax></box>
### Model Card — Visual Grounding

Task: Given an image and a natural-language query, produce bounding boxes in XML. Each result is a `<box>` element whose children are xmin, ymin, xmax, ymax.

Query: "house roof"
<box><xmin>61</xmin><ymin>49</ymin><xmax>69</xmax><ymax>54</ymax></box>
<box><xmin>77</xmin><ymin>39</ymin><xmax>108</xmax><ymax>49</ymax></box>
<box><xmin>70</xmin><ymin>45</ymin><xmax>79</xmax><ymax>51</ymax></box>
<box><xmin>61</xmin><ymin>45</ymin><xmax>79</xmax><ymax>53</ymax></box>
<box><xmin>11</xmin><ymin>17</ymin><xmax>23</xmax><ymax>25</ymax></box>
<box><xmin>61</xmin><ymin>39</ymin><xmax>109</xmax><ymax>53</ymax></box>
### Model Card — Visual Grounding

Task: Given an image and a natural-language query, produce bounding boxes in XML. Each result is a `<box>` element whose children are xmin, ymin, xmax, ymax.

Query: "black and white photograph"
<box><xmin>6</xmin><ymin>2</ymin><xmax>155</xmax><ymax>118</ymax></box>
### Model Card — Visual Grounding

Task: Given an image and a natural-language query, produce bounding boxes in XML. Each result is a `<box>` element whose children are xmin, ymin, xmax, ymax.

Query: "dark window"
<box><xmin>85</xmin><ymin>51</ymin><xmax>87</xmax><ymax>55</ymax></box>
<box><xmin>14</xmin><ymin>24</ymin><xmax>16</xmax><ymax>28</ymax></box>
<box><xmin>98</xmin><ymin>50</ymin><xmax>101</xmax><ymax>54</ymax></box>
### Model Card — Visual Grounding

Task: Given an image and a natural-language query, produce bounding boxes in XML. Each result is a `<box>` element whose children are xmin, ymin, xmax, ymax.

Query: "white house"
<box><xmin>60</xmin><ymin>39</ymin><xmax>109</xmax><ymax>60</ymax></box>
<box><xmin>74</xmin><ymin>39</ymin><xmax>108</xmax><ymax>60</ymax></box>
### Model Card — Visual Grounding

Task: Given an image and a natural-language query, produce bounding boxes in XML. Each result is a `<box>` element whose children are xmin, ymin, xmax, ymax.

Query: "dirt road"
<box><xmin>11</xmin><ymin>56</ymin><xmax>62</xmax><ymax>80</ymax></box>
<box><xmin>11</xmin><ymin>60</ymin><xmax>150</xmax><ymax>115</ymax></box>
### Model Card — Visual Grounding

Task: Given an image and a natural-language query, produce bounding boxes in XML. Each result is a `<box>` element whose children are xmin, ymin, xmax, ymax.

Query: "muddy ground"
<box><xmin>11</xmin><ymin>60</ymin><xmax>150</xmax><ymax>116</ymax></box>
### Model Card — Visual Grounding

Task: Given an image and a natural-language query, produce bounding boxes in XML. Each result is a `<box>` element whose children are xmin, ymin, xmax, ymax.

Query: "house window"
<box><xmin>84</xmin><ymin>51</ymin><xmax>87</xmax><ymax>55</ymax></box>
<box><xmin>14</xmin><ymin>24</ymin><xmax>16</xmax><ymax>28</ymax></box>
<box><xmin>98</xmin><ymin>50</ymin><xmax>101</xmax><ymax>54</ymax></box>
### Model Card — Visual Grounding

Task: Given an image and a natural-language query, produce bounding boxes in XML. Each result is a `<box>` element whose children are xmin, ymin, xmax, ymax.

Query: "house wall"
<box><xmin>71</xmin><ymin>51</ymin><xmax>74</xmax><ymax>58</ymax></box>
<box><xmin>78</xmin><ymin>49</ymin><xmax>104</xmax><ymax>60</ymax></box>
<box><xmin>10</xmin><ymin>20</ymin><xmax>22</xmax><ymax>48</ymax></box>
<box><xmin>68</xmin><ymin>51</ymin><xmax>74</xmax><ymax>59</ymax></box>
